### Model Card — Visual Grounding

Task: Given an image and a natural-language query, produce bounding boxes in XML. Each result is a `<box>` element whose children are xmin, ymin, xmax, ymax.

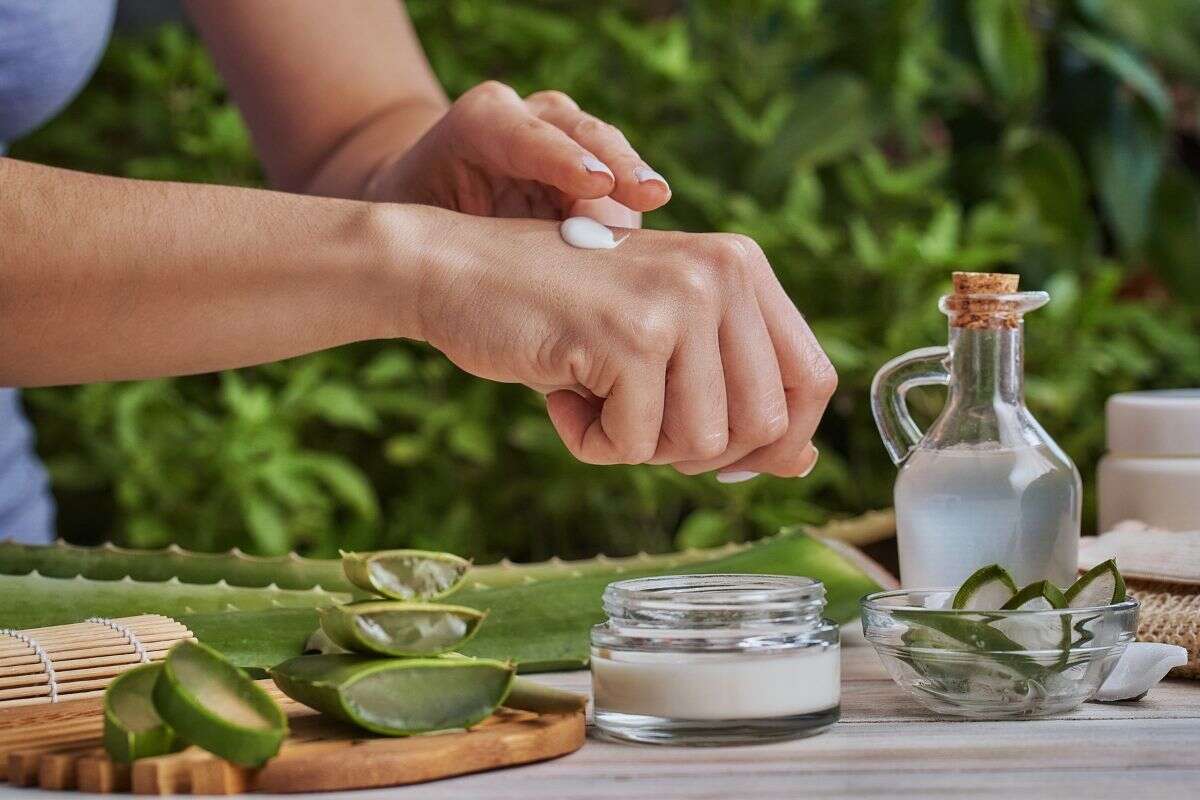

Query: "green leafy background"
<box><xmin>11</xmin><ymin>0</ymin><xmax>1200</xmax><ymax>562</ymax></box>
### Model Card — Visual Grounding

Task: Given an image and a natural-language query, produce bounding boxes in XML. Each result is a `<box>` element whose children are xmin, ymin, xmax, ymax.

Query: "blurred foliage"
<box><xmin>12</xmin><ymin>0</ymin><xmax>1200</xmax><ymax>560</ymax></box>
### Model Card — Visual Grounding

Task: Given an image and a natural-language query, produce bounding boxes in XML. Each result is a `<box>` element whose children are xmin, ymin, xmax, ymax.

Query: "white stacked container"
<box><xmin>1098</xmin><ymin>390</ymin><xmax>1200</xmax><ymax>532</ymax></box>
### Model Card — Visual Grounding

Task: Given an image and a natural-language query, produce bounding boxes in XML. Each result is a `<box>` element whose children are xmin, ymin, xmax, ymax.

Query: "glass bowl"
<box><xmin>861</xmin><ymin>589</ymin><xmax>1139</xmax><ymax>719</ymax></box>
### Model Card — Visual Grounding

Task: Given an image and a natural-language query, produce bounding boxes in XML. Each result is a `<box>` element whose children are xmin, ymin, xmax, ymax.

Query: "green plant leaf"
<box><xmin>1063</xmin><ymin>27</ymin><xmax>1172</xmax><ymax>123</ymax></box>
<box><xmin>968</xmin><ymin>0</ymin><xmax>1043</xmax><ymax>113</ymax></box>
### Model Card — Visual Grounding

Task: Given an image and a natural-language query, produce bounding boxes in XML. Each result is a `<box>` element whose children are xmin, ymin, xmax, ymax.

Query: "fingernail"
<box><xmin>634</xmin><ymin>166</ymin><xmax>669</xmax><ymax>189</ymax></box>
<box><xmin>716</xmin><ymin>470</ymin><xmax>759</xmax><ymax>484</ymax></box>
<box><xmin>582</xmin><ymin>155</ymin><xmax>614</xmax><ymax>179</ymax></box>
<box><xmin>797</xmin><ymin>447</ymin><xmax>820</xmax><ymax>478</ymax></box>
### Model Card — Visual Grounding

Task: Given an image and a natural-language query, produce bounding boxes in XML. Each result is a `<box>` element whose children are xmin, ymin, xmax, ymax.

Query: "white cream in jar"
<box><xmin>590</xmin><ymin>574</ymin><xmax>840</xmax><ymax>745</ymax></box>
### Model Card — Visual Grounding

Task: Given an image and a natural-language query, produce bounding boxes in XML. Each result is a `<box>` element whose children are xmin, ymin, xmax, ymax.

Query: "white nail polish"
<box><xmin>582</xmin><ymin>155</ymin><xmax>614</xmax><ymax>179</ymax></box>
<box><xmin>634</xmin><ymin>166</ymin><xmax>668</xmax><ymax>187</ymax></box>
<box><xmin>797</xmin><ymin>447</ymin><xmax>820</xmax><ymax>478</ymax></box>
<box><xmin>716</xmin><ymin>470</ymin><xmax>759</xmax><ymax>484</ymax></box>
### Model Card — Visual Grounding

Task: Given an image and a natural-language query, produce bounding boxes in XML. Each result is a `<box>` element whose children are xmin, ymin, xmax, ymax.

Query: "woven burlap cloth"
<box><xmin>1080</xmin><ymin>521</ymin><xmax>1200</xmax><ymax>679</ymax></box>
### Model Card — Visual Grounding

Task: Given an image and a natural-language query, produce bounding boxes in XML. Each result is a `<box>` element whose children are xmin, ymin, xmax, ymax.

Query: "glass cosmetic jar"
<box><xmin>590</xmin><ymin>574</ymin><xmax>840</xmax><ymax>745</ymax></box>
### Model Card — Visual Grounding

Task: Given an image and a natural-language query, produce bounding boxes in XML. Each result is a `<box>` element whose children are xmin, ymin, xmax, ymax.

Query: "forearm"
<box><xmin>300</xmin><ymin>96</ymin><xmax>448</xmax><ymax>200</ymax></box>
<box><xmin>185</xmin><ymin>0</ymin><xmax>448</xmax><ymax>200</ymax></box>
<box><xmin>0</xmin><ymin>157</ymin><xmax>428</xmax><ymax>386</ymax></box>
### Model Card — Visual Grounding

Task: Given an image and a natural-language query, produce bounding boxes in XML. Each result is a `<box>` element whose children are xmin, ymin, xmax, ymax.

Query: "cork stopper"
<box><xmin>952</xmin><ymin>272</ymin><xmax>1019</xmax><ymax>295</ymax></box>
<box><xmin>947</xmin><ymin>271</ymin><xmax>1021</xmax><ymax>329</ymax></box>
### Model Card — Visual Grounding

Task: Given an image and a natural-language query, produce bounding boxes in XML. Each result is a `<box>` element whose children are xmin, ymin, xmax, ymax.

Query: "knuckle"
<box><xmin>621</xmin><ymin>312</ymin><xmax>676</xmax><ymax>356</ymax></box>
<box><xmin>741</xmin><ymin>408</ymin><xmax>788</xmax><ymax>447</ymax></box>
<box><xmin>709</xmin><ymin>233</ymin><xmax>763</xmax><ymax>269</ymax></box>
<box><xmin>667</xmin><ymin>263</ymin><xmax>719</xmax><ymax>308</ymax></box>
<box><xmin>687</xmin><ymin>430</ymin><xmax>729</xmax><ymax>460</ymax></box>
<box><xmin>617</xmin><ymin>440</ymin><xmax>657</xmax><ymax>465</ymax></box>
<box><xmin>528</xmin><ymin>90</ymin><xmax>577</xmax><ymax>112</ymax></box>
<box><xmin>810</xmin><ymin>355</ymin><xmax>839</xmax><ymax>400</ymax></box>
<box><xmin>571</xmin><ymin>116</ymin><xmax>612</xmax><ymax>140</ymax></box>
<box><xmin>468</xmin><ymin>80</ymin><xmax>515</xmax><ymax>104</ymax></box>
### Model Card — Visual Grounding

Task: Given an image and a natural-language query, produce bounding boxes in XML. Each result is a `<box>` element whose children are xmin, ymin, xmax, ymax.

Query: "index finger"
<box><xmin>454</xmin><ymin>82</ymin><xmax>616</xmax><ymax>200</ymax></box>
<box><xmin>526</xmin><ymin>91</ymin><xmax>671</xmax><ymax>213</ymax></box>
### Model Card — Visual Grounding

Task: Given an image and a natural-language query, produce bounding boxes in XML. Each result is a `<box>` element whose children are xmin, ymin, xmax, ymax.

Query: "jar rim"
<box><xmin>603</xmin><ymin>574</ymin><xmax>825</xmax><ymax>612</ymax></box>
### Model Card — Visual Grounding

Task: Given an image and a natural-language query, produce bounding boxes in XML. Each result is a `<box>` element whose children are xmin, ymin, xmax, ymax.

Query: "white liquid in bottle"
<box><xmin>895</xmin><ymin>445</ymin><xmax>1080</xmax><ymax>587</ymax></box>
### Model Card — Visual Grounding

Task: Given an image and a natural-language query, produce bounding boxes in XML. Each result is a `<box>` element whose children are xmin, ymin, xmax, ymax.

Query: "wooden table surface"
<box><xmin>11</xmin><ymin>638</ymin><xmax>1199</xmax><ymax>800</ymax></box>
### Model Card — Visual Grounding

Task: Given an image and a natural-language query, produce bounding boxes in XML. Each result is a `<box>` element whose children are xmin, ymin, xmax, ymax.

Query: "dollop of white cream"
<box><xmin>560</xmin><ymin>216</ymin><xmax>628</xmax><ymax>250</ymax></box>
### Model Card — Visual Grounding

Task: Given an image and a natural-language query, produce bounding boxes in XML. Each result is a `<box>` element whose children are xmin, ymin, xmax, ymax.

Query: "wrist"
<box><xmin>361</xmin><ymin>201</ymin><xmax>455</xmax><ymax>342</ymax></box>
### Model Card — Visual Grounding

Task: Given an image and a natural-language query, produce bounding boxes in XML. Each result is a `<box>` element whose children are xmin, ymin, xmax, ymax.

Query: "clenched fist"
<box><xmin>402</xmin><ymin>209</ymin><xmax>835</xmax><ymax>480</ymax></box>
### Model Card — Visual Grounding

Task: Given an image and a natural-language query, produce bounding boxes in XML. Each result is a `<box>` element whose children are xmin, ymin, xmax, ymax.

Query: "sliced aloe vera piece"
<box><xmin>1001</xmin><ymin>580</ymin><xmax>1069</xmax><ymax>611</ymax></box>
<box><xmin>951</xmin><ymin>564</ymin><xmax>1018</xmax><ymax>610</ymax></box>
<box><xmin>269</xmin><ymin>654</ymin><xmax>514</xmax><ymax>736</ymax></box>
<box><xmin>153</xmin><ymin>641</ymin><xmax>287</xmax><ymax>767</ymax></box>
<box><xmin>340</xmin><ymin>549</ymin><xmax>470</xmax><ymax>600</ymax></box>
<box><xmin>318</xmin><ymin>601</ymin><xmax>486</xmax><ymax>656</ymax></box>
<box><xmin>1065</xmin><ymin>559</ymin><xmax>1126</xmax><ymax>607</ymax></box>
<box><xmin>103</xmin><ymin>663</ymin><xmax>183</xmax><ymax>763</ymax></box>
<box><xmin>994</xmin><ymin>581</ymin><xmax>1071</xmax><ymax>653</ymax></box>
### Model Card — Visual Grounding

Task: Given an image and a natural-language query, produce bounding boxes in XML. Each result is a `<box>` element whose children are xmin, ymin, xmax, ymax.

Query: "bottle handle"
<box><xmin>870</xmin><ymin>346</ymin><xmax>951</xmax><ymax>465</ymax></box>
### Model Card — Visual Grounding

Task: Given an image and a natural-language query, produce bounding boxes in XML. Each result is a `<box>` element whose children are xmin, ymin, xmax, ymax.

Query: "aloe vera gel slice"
<box><xmin>103</xmin><ymin>663</ymin><xmax>183</xmax><ymax>763</ymax></box>
<box><xmin>153</xmin><ymin>640</ymin><xmax>287</xmax><ymax>767</ymax></box>
<box><xmin>994</xmin><ymin>581</ymin><xmax>1070</xmax><ymax>652</ymax></box>
<box><xmin>951</xmin><ymin>565</ymin><xmax>1018</xmax><ymax>610</ymax></box>
<box><xmin>1066</xmin><ymin>559</ymin><xmax>1127</xmax><ymax>607</ymax></box>
<box><xmin>341</xmin><ymin>549</ymin><xmax>470</xmax><ymax>600</ymax></box>
<box><xmin>270</xmin><ymin>654</ymin><xmax>515</xmax><ymax>736</ymax></box>
<box><xmin>319</xmin><ymin>601</ymin><xmax>486</xmax><ymax>657</ymax></box>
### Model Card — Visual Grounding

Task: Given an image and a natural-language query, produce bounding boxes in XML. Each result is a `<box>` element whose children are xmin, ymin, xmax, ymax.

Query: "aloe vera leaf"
<box><xmin>269</xmin><ymin>654</ymin><xmax>515</xmax><ymax>736</ymax></box>
<box><xmin>0</xmin><ymin>531</ymin><xmax>881</xmax><ymax>672</ymax></box>
<box><xmin>318</xmin><ymin>601</ymin><xmax>486</xmax><ymax>656</ymax></box>
<box><xmin>340</xmin><ymin>549</ymin><xmax>470</xmax><ymax>600</ymax></box>
<box><xmin>454</xmin><ymin>530</ymin><xmax>881</xmax><ymax>669</ymax></box>
<box><xmin>0</xmin><ymin>572</ymin><xmax>350</xmax><ymax>630</ymax></box>
<box><xmin>1065</xmin><ymin>559</ymin><xmax>1126</xmax><ymax>607</ymax></box>
<box><xmin>305</xmin><ymin>627</ymin><xmax>346</xmax><ymax>655</ymax></box>
<box><xmin>183</xmin><ymin>530</ymin><xmax>881</xmax><ymax>671</ymax></box>
<box><xmin>153</xmin><ymin>641</ymin><xmax>287</xmax><ymax>767</ymax></box>
<box><xmin>892</xmin><ymin>610</ymin><xmax>1043</xmax><ymax>678</ymax></box>
<box><xmin>103</xmin><ymin>663</ymin><xmax>184</xmax><ymax>763</ymax></box>
<box><xmin>951</xmin><ymin>564</ymin><xmax>1018</xmax><ymax>610</ymax></box>
<box><xmin>503</xmin><ymin>678</ymin><xmax>587</xmax><ymax>714</ymax></box>
<box><xmin>0</xmin><ymin>539</ymin><xmax>352</xmax><ymax>590</ymax></box>
<box><xmin>0</xmin><ymin>511</ymin><xmax>891</xmax><ymax>592</ymax></box>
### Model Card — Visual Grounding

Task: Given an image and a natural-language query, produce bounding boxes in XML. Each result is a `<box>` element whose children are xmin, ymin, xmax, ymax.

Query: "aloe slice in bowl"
<box><xmin>1066</xmin><ymin>559</ymin><xmax>1126</xmax><ymax>607</ymax></box>
<box><xmin>340</xmin><ymin>549</ymin><xmax>470</xmax><ymax>600</ymax></box>
<box><xmin>951</xmin><ymin>564</ymin><xmax>1018</xmax><ymax>610</ymax></box>
<box><xmin>1001</xmin><ymin>580</ymin><xmax>1069</xmax><ymax>611</ymax></box>
<box><xmin>153</xmin><ymin>640</ymin><xmax>288</xmax><ymax>767</ymax></box>
<box><xmin>994</xmin><ymin>580</ymin><xmax>1071</xmax><ymax>653</ymax></box>
<box><xmin>269</xmin><ymin>654</ymin><xmax>515</xmax><ymax>736</ymax></box>
<box><xmin>103</xmin><ymin>663</ymin><xmax>184</xmax><ymax>763</ymax></box>
<box><xmin>318</xmin><ymin>601</ymin><xmax>486</xmax><ymax>656</ymax></box>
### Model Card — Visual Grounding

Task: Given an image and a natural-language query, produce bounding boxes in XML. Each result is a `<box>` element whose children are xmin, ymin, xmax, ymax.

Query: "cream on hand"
<box><xmin>559</xmin><ymin>216</ymin><xmax>628</xmax><ymax>250</ymax></box>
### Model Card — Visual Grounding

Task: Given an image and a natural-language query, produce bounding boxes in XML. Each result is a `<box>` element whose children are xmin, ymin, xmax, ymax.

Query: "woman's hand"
<box><xmin>365</xmin><ymin>82</ymin><xmax>669</xmax><ymax>228</ymax></box>
<box><xmin>405</xmin><ymin>209</ymin><xmax>834</xmax><ymax>479</ymax></box>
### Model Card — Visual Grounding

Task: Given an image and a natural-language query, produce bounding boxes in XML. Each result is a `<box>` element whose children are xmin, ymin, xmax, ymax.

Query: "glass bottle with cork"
<box><xmin>871</xmin><ymin>272</ymin><xmax>1080</xmax><ymax>587</ymax></box>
